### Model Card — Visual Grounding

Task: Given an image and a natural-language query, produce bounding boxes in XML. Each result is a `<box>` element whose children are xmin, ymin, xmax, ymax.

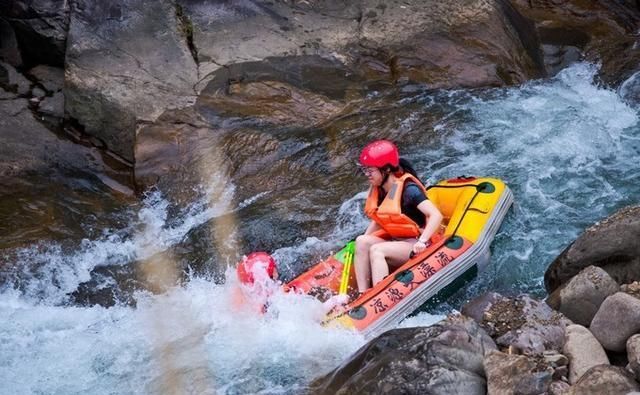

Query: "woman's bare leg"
<box><xmin>369</xmin><ymin>241</ymin><xmax>414</xmax><ymax>285</ymax></box>
<box><xmin>354</xmin><ymin>234</ymin><xmax>386</xmax><ymax>292</ymax></box>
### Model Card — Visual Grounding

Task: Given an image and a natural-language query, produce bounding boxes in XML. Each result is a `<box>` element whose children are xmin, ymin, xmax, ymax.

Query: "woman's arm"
<box><xmin>413</xmin><ymin>200</ymin><xmax>443</xmax><ymax>254</ymax></box>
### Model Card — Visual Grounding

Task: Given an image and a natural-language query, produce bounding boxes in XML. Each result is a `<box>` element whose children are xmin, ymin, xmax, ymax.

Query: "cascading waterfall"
<box><xmin>1</xmin><ymin>63</ymin><xmax>638</xmax><ymax>394</ymax></box>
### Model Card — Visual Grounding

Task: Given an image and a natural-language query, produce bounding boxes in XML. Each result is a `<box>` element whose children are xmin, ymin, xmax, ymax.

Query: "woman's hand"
<box><xmin>412</xmin><ymin>239</ymin><xmax>430</xmax><ymax>255</ymax></box>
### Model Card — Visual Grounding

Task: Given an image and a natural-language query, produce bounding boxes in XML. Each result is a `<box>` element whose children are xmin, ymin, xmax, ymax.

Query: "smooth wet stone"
<box><xmin>545</xmin><ymin>205</ymin><xmax>640</xmax><ymax>293</ymax></box>
<box><xmin>546</xmin><ymin>265</ymin><xmax>619</xmax><ymax>326</ymax></box>
<box><xmin>309</xmin><ymin>315</ymin><xmax>495</xmax><ymax>395</ymax></box>
<box><xmin>590</xmin><ymin>292</ymin><xmax>640</xmax><ymax>352</ymax></box>
<box><xmin>563</xmin><ymin>324</ymin><xmax>609</xmax><ymax>384</ymax></box>
<box><xmin>198</xmin><ymin>78</ymin><xmax>349</xmax><ymax>129</ymax></box>
<box><xmin>567</xmin><ymin>365</ymin><xmax>640</xmax><ymax>395</ymax></box>
<box><xmin>627</xmin><ymin>334</ymin><xmax>640</xmax><ymax>382</ymax></box>
<box><xmin>484</xmin><ymin>351</ymin><xmax>552</xmax><ymax>395</ymax></box>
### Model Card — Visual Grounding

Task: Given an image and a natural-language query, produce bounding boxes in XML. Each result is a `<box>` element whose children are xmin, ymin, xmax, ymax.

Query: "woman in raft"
<box><xmin>355</xmin><ymin>140</ymin><xmax>443</xmax><ymax>293</ymax></box>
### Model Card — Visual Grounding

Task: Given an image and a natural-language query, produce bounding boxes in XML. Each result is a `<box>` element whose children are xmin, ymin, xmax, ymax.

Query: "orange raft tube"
<box><xmin>285</xmin><ymin>176</ymin><xmax>514</xmax><ymax>337</ymax></box>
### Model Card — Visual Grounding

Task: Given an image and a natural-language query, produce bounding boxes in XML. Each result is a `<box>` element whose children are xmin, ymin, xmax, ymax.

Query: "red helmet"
<box><xmin>359</xmin><ymin>140</ymin><xmax>399</xmax><ymax>168</ymax></box>
<box><xmin>236</xmin><ymin>252</ymin><xmax>277</xmax><ymax>285</ymax></box>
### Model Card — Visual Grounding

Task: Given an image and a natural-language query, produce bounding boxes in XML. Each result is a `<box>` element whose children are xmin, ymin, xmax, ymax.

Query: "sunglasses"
<box><xmin>357</xmin><ymin>166</ymin><xmax>378</xmax><ymax>177</ymax></box>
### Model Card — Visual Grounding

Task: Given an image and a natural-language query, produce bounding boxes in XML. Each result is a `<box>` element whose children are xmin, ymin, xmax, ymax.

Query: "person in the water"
<box><xmin>354</xmin><ymin>140</ymin><xmax>443</xmax><ymax>293</ymax></box>
<box><xmin>233</xmin><ymin>252</ymin><xmax>348</xmax><ymax>314</ymax></box>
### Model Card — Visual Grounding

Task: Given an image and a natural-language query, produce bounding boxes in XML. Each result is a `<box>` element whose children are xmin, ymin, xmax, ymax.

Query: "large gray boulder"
<box><xmin>563</xmin><ymin>324</ymin><xmax>609</xmax><ymax>384</ymax></box>
<box><xmin>0</xmin><ymin>0</ymin><xmax>70</xmax><ymax>67</ymax></box>
<box><xmin>547</xmin><ymin>265</ymin><xmax>619</xmax><ymax>326</ymax></box>
<box><xmin>589</xmin><ymin>292</ymin><xmax>640</xmax><ymax>352</ymax></box>
<box><xmin>308</xmin><ymin>315</ymin><xmax>496</xmax><ymax>395</ymax></box>
<box><xmin>567</xmin><ymin>365</ymin><xmax>640</xmax><ymax>395</ymax></box>
<box><xmin>484</xmin><ymin>351</ymin><xmax>552</xmax><ymax>395</ymax></box>
<box><xmin>64</xmin><ymin>0</ymin><xmax>199</xmax><ymax>163</ymax></box>
<box><xmin>545</xmin><ymin>205</ymin><xmax>640</xmax><ymax>293</ymax></box>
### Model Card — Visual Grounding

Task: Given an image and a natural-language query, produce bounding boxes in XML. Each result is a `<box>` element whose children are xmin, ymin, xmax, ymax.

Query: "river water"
<box><xmin>1</xmin><ymin>63</ymin><xmax>639</xmax><ymax>394</ymax></box>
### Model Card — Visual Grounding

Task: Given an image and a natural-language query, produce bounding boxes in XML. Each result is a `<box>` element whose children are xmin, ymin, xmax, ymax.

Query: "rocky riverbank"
<box><xmin>310</xmin><ymin>205</ymin><xmax>640</xmax><ymax>394</ymax></box>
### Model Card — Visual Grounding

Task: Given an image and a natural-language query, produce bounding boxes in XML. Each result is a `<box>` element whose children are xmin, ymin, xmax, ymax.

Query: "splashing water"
<box><xmin>415</xmin><ymin>63</ymin><xmax>639</xmax><ymax>299</ymax></box>
<box><xmin>1</xmin><ymin>62</ymin><xmax>639</xmax><ymax>393</ymax></box>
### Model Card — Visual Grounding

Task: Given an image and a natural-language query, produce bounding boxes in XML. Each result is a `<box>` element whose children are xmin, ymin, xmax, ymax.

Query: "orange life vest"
<box><xmin>364</xmin><ymin>173</ymin><xmax>427</xmax><ymax>238</ymax></box>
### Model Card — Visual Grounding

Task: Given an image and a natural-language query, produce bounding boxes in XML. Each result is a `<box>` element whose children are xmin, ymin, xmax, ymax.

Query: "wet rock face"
<box><xmin>64</xmin><ymin>0</ymin><xmax>199</xmax><ymax>163</ymax></box>
<box><xmin>309</xmin><ymin>315</ymin><xmax>496</xmax><ymax>395</ymax></box>
<box><xmin>185</xmin><ymin>0</ymin><xmax>544</xmax><ymax>89</ymax></box>
<box><xmin>0</xmin><ymin>0</ymin><xmax>70</xmax><ymax>67</ymax></box>
<box><xmin>545</xmin><ymin>205</ymin><xmax>640</xmax><ymax>293</ymax></box>
<box><xmin>511</xmin><ymin>0</ymin><xmax>640</xmax><ymax>83</ymax></box>
<box><xmin>133</xmin><ymin>108</ymin><xmax>225</xmax><ymax>199</ymax></box>
<box><xmin>567</xmin><ymin>365</ymin><xmax>640</xmax><ymax>395</ymax></box>
<box><xmin>546</xmin><ymin>265</ymin><xmax>619</xmax><ymax>326</ymax></box>
<box><xmin>195</xmin><ymin>56</ymin><xmax>361</xmax><ymax>129</ymax></box>
<box><xmin>6</xmin><ymin>0</ymin><xmax>547</xmax><ymax>194</ymax></box>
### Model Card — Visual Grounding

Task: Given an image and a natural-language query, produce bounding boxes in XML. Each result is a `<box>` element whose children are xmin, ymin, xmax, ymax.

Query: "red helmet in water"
<box><xmin>359</xmin><ymin>140</ymin><xmax>399</xmax><ymax>168</ymax></box>
<box><xmin>236</xmin><ymin>252</ymin><xmax>277</xmax><ymax>285</ymax></box>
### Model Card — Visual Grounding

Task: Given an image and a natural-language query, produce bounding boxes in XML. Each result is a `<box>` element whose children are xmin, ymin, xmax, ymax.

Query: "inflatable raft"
<box><xmin>285</xmin><ymin>176</ymin><xmax>514</xmax><ymax>337</ymax></box>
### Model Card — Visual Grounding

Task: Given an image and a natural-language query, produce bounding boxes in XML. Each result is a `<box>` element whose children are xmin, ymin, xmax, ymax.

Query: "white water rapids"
<box><xmin>1</xmin><ymin>63</ymin><xmax>639</xmax><ymax>394</ymax></box>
